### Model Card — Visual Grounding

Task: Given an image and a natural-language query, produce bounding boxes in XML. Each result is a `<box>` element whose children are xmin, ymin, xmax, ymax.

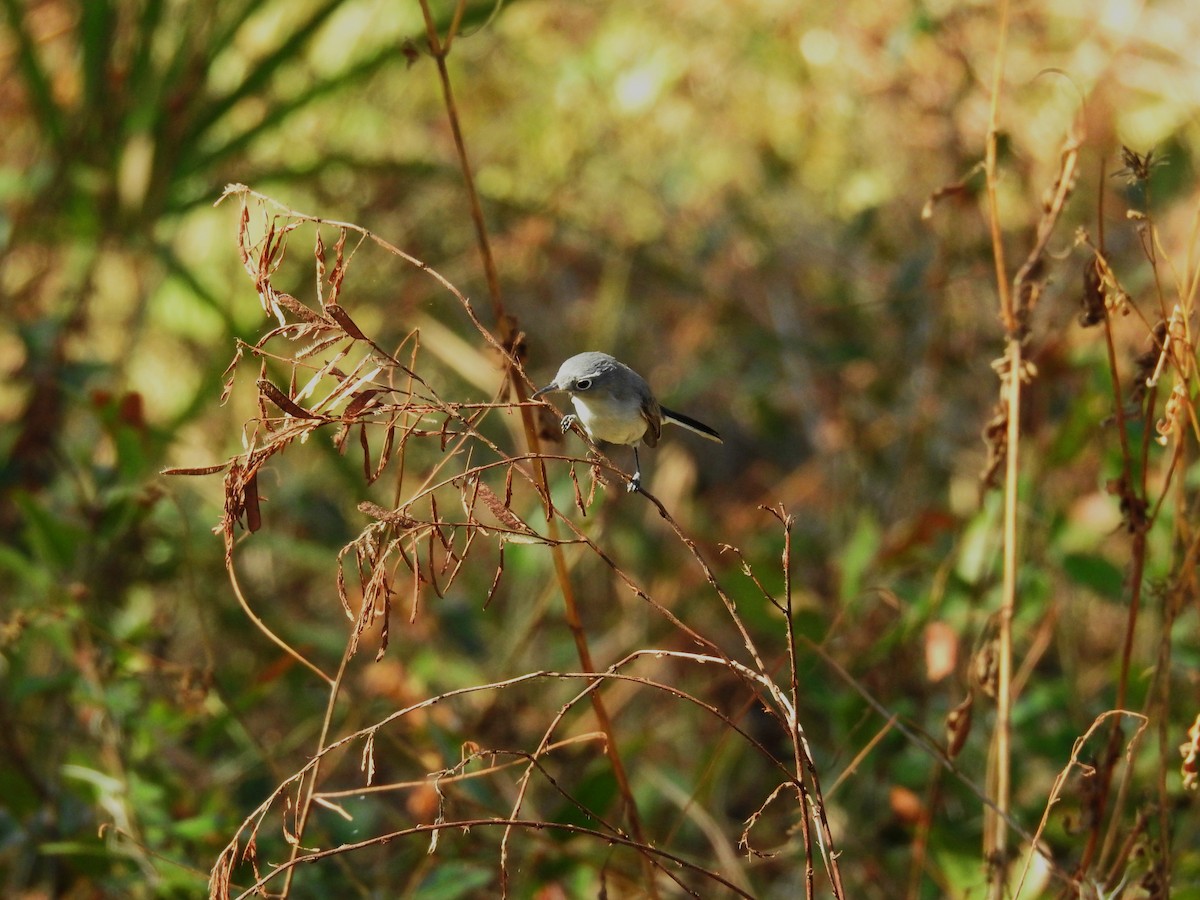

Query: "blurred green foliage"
<box><xmin>2</xmin><ymin>0</ymin><xmax>1200</xmax><ymax>897</ymax></box>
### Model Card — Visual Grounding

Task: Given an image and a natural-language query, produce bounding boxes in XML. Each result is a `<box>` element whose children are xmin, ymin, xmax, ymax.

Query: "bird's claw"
<box><xmin>627</xmin><ymin>472</ymin><xmax>642</xmax><ymax>493</ymax></box>
<box><xmin>559</xmin><ymin>414</ymin><xmax>577</xmax><ymax>434</ymax></box>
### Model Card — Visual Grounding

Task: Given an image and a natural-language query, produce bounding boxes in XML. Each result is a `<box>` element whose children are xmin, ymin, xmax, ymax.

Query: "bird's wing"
<box><xmin>640</xmin><ymin>394</ymin><xmax>663</xmax><ymax>447</ymax></box>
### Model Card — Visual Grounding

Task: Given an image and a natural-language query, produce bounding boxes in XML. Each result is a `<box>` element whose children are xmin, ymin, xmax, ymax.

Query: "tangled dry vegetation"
<box><xmin>175</xmin><ymin>185</ymin><xmax>848</xmax><ymax>899</ymax></box>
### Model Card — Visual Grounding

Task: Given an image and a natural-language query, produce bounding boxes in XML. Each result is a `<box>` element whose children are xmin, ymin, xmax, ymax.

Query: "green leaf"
<box><xmin>10</xmin><ymin>492</ymin><xmax>87</xmax><ymax>571</ymax></box>
<box><xmin>413</xmin><ymin>864</ymin><xmax>494</xmax><ymax>900</ymax></box>
<box><xmin>0</xmin><ymin>541</ymin><xmax>53</xmax><ymax>593</ymax></box>
<box><xmin>1061</xmin><ymin>552</ymin><xmax>1125</xmax><ymax>601</ymax></box>
<box><xmin>840</xmin><ymin>513</ymin><xmax>881</xmax><ymax>602</ymax></box>
<box><xmin>550</xmin><ymin>768</ymin><xmax>617</xmax><ymax>830</ymax></box>
<box><xmin>79</xmin><ymin>0</ymin><xmax>116</xmax><ymax>129</ymax></box>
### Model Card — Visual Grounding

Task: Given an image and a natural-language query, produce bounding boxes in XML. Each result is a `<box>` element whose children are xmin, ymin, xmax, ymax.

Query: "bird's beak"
<box><xmin>531</xmin><ymin>382</ymin><xmax>559</xmax><ymax>400</ymax></box>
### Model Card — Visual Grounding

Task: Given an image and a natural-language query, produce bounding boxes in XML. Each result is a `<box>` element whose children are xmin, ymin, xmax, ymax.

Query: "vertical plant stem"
<box><xmin>415</xmin><ymin>5</ymin><xmax>658</xmax><ymax>894</ymax></box>
<box><xmin>1084</xmin><ymin>303</ymin><xmax>1139</xmax><ymax>877</ymax></box>
<box><xmin>985</xmin><ymin>3</ymin><xmax>1013</xmax><ymax>336</ymax></box>
<box><xmin>983</xmin><ymin>0</ymin><xmax>1013</xmax><ymax>892</ymax></box>
<box><xmin>992</xmin><ymin>338</ymin><xmax>1019</xmax><ymax>895</ymax></box>
<box><xmin>1083</xmin><ymin>193</ymin><xmax>1152</xmax><ymax>878</ymax></box>
<box><xmin>420</xmin><ymin>1</ymin><xmax>502</xmax><ymax>323</ymax></box>
<box><xmin>778</xmin><ymin>508</ymin><xmax>817</xmax><ymax>899</ymax></box>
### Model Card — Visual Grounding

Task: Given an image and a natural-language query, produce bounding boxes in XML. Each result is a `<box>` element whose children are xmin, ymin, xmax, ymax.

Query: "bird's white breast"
<box><xmin>570</xmin><ymin>394</ymin><xmax>648</xmax><ymax>445</ymax></box>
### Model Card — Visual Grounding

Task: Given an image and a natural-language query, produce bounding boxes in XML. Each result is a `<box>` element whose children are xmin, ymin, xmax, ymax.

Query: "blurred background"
<box><xmin>3</xmin><ymin>0</ymin><xmax>1199</xmax><ymax>896</ymax></box>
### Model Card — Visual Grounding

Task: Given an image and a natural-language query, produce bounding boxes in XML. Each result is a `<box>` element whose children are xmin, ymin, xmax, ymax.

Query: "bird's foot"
<box><xmin>559</xmin><ymin>414</ymin><xmax>577</xmax><ymax>434</ymax></box>
<box><xmin>627</xmin><ymin>471</ymin><xmax>642</xmax><ymax>493</ymax></box>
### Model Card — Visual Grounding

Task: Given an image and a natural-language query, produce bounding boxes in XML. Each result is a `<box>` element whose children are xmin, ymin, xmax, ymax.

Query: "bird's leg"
<box><xmin>628</xmin><ymin>446</ymin><xmax>643</xmax><ymax>493</ymax></box>
<box><xmin>559</xmin><ymin>414</ymin><xmax>577</xmax><ymax>434</ymax></box>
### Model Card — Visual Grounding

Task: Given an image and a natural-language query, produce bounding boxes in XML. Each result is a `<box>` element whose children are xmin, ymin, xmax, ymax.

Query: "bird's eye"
<box><xmin>574</xmin><ymin>378</ymin><xmax>592</xmax><ymax>391</ymax></box>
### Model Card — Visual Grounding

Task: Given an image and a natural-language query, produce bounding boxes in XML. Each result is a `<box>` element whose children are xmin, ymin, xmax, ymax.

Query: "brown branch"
<box><xmin>411</xmin><ymin>5</ymin><xmax>658</xmax><ymax>892</ymax></box>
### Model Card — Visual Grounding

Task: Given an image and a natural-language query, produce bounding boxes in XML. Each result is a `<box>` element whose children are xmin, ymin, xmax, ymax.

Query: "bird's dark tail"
<box><xmin>660</xmin><ymin>406</ymin><xmax>722</xmax><ymax>443</ymax></box>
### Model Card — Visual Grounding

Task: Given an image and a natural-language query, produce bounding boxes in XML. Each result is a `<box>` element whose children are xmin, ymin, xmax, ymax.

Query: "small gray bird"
<box><xmin>532</xmin><ymin>351</ymin><xmax>722</xmax><ymax>492</ymax></box>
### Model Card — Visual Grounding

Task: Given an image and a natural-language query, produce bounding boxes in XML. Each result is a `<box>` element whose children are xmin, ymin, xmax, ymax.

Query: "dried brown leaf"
<box><xmin>1079</xmin><ymin>256</ymin><xmax>1105</xmax><ymax>327</ymax></box>
<box><xmin>326</xmin><ymin>304</ymin><xmax>368</xmax><ymax>341</ymax></box>
<box><xmin>244</xmin><ymin>471</ymin><xmax>262</xmax><ymax>533</ymax></box>
<box><xmin>258</xmin><ymin>379</ymin><xmax>322</xmax><ymax>420</ymax></box>
<box><xmin>371</xmin><ymin>424</ymin><xmax>395</xmax><ymax>483</ymax></box>
<box><xmin>375</xmin><ymin>589</ymin><xmax>391</xmax><ymax>661</ymax></box>
<box><xmin>483</xmin><ymin>545</ymin><xmax>505</xmax><ymax>610</ymax></box>
<box><xmin>356</xmin><ymin>502</ymin><xmax>417</xmax><ymax>530</ymax></box>
<box><xmin>336</xmin><ymin>547</ymin><xmax>352</xmax><ymax>618</ymax></box>
<box><xmin>344</xmin><ymin>388</ymin><xmax>386</xmax><ymax>419</ymax></box>
<box><xmin>295</xmin><ymin>333</ymin><xmax>345</xmax><ymax>361</ymax></box>
<box><xmin>275</xmin><ymin>292</ymin><xmax>326</xmax><ymax>324</ymax></box>
<box><xmin>427</xmin><ymin>529</ymin><xmax>443</xmax><ymax>599</ymax></box>
<box><xmin>407</xmin><ymin>540</ymin><xmax>422</xmax><ymax>624</ymax></box>
<box><xmin>314</xmin><ymin>230</ymin><xmax>327</xmax><ymax>306</ymax></box>
<box><xmin>569</xmin><ymin>463</ymin><xmax>587</xmax><ymax>516</ymax></box>
<box><xmin>475</xmin><ymin>480</ymin><xmax>531</xmax><ymax>535</ymax></box>
<box><xmin>219</xmin><ymin>343</ymin><xmax>245</xmax><ymax>406</ymax></box>
<box><xmin>162</xmin><ymin>463</ymin><xmax>230</xmax><ymax>476</ymax></box>
<box><xmin>237</xmin><ymin>202</ymin><xmax>250</xmax><ymax>269</ymax></box>
<box><xmin>329</xmin><ymin>229</ymin><xmax>348</xmax><ymax>304</ymax></box>
<box><xmin>945</xmin><ymin>693</ymin><xmax>974</xmax><ymax>759</ymax></box>
<box><xmin>359</xmin><ymin>422</ymin><xmax>371</xmax><ymax>480</ymax></box>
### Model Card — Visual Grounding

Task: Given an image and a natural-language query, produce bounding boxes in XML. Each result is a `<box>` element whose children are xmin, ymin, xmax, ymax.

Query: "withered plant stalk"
<box><xmin>413</xmin><ymin>2</ymin><xmax>658</xmax><ymax>892</ymax></box>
